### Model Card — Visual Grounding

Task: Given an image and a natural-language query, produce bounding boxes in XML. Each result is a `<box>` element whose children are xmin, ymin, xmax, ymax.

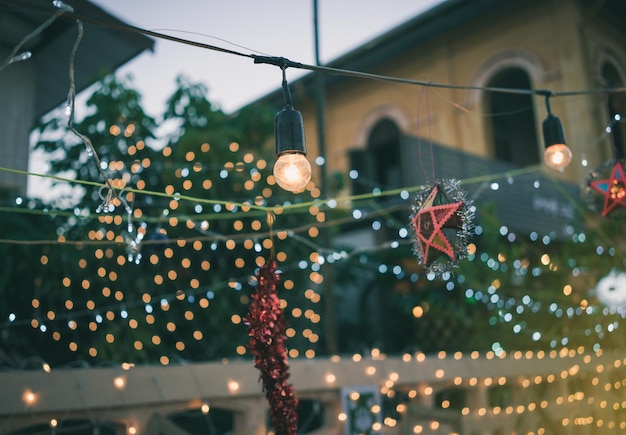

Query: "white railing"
<box><xmin>1</xmin><ymin>349</ymin><xmax>624</xmax><ymax>434</ymax></box>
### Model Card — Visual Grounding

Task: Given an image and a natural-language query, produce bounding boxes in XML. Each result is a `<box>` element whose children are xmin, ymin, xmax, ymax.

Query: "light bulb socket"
<box><xmin>542</xmin><ymin>113</ymin><xmax>572</xmax><ymax>169</ymax></box>
<box><xmin>542</xmin><ymin>113</ymin><xmax>566</xmax><ymax>149</ymax></box>
<box><xmin>275</xmin><ymin>105</ymin><xmax>306</xmax><ymax>156</ymax></box>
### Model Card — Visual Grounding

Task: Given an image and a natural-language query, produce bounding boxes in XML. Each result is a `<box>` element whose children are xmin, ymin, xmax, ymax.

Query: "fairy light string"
<box><xmin>2</xmin><ymin>350</ymin><xmax>625</xmax><ymax>433</ymax></box>
<box><xmin>0</xmin><ymin>164</ymin><xmax>543</xmax><ymax>215</ymax></box>
<box><xmin>63</xmin><ymin>17</ymin><xmax>134</xmax><ymax>225</ymax></box>
<box><xmin>0</xmin><ymin>234</ymin><xmax>401</xmax><ymax>331</ymax></box>
<box><xmin>31</xmin><ymin>1</ymin><xmax>141</xmax><ymax>261</ymax></box>
<box><xmin>0</xmin><ymin>165</ymin><xmax>623</xmax><ymax>257</ymax></box>
<box><xmin>0</xmin><ymin>1</ymin><xmax>73</xmax><ymax>72</ymax></box>
<box><xmin>0</xmin><ymin>165</ymin><xmax>542</xmax><ymax>234</ymax></box>
<box><xmin>1</xmin><ymin>205</ymin><xmax>620</xmax><ymax>341</ymax></box>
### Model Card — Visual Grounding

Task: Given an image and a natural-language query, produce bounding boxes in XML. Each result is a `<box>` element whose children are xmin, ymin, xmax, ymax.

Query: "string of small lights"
<box><xmin>4</xmin><ymin>349</ymin><xmax>626</xmax><ymax>433</ymax></box>
<box><xmin>3</xmin><ymin>195</ymin><xmax>621</xmax><ymax>363</ymax></box>
<box><xmin>2</xmin><ymin>2</ymin><xmax>626</xmax><ymax>434</ymax></box>
<box><xmin>0</xmin><ymin>164</ymin><xmax>544</xmax><ymax>243</ymax></box>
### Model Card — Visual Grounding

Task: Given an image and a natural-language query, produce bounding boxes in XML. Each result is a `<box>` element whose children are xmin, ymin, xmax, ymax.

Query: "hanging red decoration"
<box><xmin>410</xmin><ymin>179</ymin><xmax>474</xmax><ymax>276</ymax></box>
<box><xmin>589</xmin><ymin>160</ymin><xmax>626</xmax><ymax>217</ymax></box>
<box><xmin>244</xmin><ymin>258</ymin><xmax>298</xmax><ymax>435</ymax></box>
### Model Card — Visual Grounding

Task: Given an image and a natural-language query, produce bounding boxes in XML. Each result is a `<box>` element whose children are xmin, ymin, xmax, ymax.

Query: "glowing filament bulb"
<box><xmin>544</xmin><ymin>144</ymin><xmax>572</xmax><ymax>170</ymax></box>
<box><xmin>273</xmin><ymin>153</ymin><xmax>311</xmax><ymax>193</ymax></box>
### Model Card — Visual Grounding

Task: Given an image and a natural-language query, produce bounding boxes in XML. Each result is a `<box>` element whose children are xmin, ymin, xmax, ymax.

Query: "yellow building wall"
<box><xmin>294</xmin><ymin>0</ymin><xmax>626</xmax><ymax>192</ymax></box>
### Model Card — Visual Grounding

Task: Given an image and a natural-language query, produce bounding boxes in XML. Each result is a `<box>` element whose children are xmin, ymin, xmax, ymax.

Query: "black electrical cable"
<box><xmin>3</xmin><ymin>0</ymin><xmax>626</xmax><ymax>99</ymax></box>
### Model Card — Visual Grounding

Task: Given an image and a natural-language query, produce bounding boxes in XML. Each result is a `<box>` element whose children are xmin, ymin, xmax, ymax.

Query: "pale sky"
<box><xmin>90</xmin><ymin>0</ymin><xmax>445</xmax><ymax>114</ymax></box>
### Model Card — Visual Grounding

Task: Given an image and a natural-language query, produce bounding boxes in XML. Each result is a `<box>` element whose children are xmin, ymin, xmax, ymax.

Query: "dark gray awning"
<box><xmin>0</xmin><ymin>0</ymin><xmax>154</xmax><ymax>118</ymax></box>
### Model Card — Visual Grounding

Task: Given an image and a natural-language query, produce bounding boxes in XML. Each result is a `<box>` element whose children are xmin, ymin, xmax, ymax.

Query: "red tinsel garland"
<box><xmin>244</xmin><ymin>259</ymin><xmax>298</xmax><ymax>435</ymax></box>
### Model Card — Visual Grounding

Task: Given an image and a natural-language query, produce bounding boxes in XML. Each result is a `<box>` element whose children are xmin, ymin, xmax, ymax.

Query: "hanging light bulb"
<box><xmin>273</xmin><ymin>67</ymin><xmax>311</xmax><ymax>193</ymax></box>
<box><xmin>542</xmin><ymin>94</ymin><xmax>572</xmax><ymax>170</ymax></box>
<box><xmin>274</xmin><ymin>106</ymin><xmax>311</xmax><ymax>192</ymax></box>
<box><xmin>273</xmin><ymin>152</ymin><xmax>311</xmax><ymax>192</ymax></box>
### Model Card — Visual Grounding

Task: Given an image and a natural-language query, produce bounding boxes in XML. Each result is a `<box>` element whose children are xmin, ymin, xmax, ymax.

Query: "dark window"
<box><xmin>349</xmin><ymin>118</ymin><xmax>401</xmax><ymax>195</ymax></box>
<box><xmin>368</xmin><ymin>118</ymin><xmax>402</xmax><ymax>189</ymax></box>
<box><xmin>601</xmin><ymin>62</ymin><xmax>625</xmax><ymax>159</ymax></box>
<box><xmin>487</xmin><ymin>68</ymin><xmax>539</xmax><ymax>167</ymax></box>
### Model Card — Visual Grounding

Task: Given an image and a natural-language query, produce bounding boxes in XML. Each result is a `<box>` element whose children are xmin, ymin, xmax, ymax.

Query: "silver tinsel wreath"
<box><xmin>409</xmin><ymin>179</ymin><xmax>474</xmax><ymax>277</ymax></box>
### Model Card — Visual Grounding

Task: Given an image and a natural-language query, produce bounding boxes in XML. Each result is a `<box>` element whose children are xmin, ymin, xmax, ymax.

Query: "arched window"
<box><xmin>601</xmin><ymin>62</ymin><xmax>625</xmax><ymax>159</ymax></box>
<box><xmin>486</xmin><ymin>68</ymin><xmax>540</xmax><ymax>167</ymax></box>
<box><xmin>349</xmin><ymin>117</ymin><xmax>402</xmax><ymax>195</ymax></box>
<box><xmin>368</xmin><ymin>118</ymin><xmax>402</xmax><ymax>189</ymax></box>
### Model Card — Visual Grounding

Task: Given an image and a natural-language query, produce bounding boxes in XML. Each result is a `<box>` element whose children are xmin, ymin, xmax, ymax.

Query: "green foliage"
<box><xmin>340</xmin><ymin>201</ymin><xmax>626</xmax><ymax>356</ymax></box>
<box><xmin>3</xmin><ymin>73</ymin><xmax>322</xmax><ymax>366</ymax></box>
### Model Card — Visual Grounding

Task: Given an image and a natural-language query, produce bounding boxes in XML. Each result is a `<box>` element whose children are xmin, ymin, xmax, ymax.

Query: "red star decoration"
<box><xmin>590</xmin><ymin>161</ymin><xmax>626</xmax><ymax>217</ymax></box>
<box><xmin>411</xmin><ymin>185</ymin><xmax>464</xmax><ymax>264</ymax></box>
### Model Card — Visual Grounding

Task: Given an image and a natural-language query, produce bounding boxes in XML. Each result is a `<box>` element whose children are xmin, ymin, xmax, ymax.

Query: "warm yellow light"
<box><xmin>544</xmin><ymin>144</ymin><xmax>572</xmax><ymax>170</ymax></box>
<box><xmin>113</xmin><ymin>376</ymin><xmax>126</xmax><ymax>390</ymax></box>
<box><xmin>22</xmin><ymin>389</ymin><xmax>37</xmax><ymax>405</ymax></box>
<box><xmin>273</xmin><ymin>153</ymin><xmax>311</xmax><ymax>193</ymax></box>
<box><xmin>201</xmin><ymin>403</ymin><xmax>210</xmax><ymax>414</ymax></box>
<box><xmin>228</xmin><ymin>380</ymin><xmax>240</xmax><ymax>392</ymax></box>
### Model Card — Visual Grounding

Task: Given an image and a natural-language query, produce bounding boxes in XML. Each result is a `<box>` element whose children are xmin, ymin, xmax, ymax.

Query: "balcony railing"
<box><xmin>1</xmin><ymin>348</ymin><xmax>624</xmax><ymax>434</ymax></box>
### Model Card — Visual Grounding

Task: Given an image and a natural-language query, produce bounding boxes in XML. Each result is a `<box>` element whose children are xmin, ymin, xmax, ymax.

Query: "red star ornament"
<box><xmin>590</xmin><ymin>161</ymin><xmax>626</xmax><ymax>217</ymax></box>
<box><xmin>411</xmin><ymin>185</ymin><xmax>463</xmax><ymax>264</ymax></box>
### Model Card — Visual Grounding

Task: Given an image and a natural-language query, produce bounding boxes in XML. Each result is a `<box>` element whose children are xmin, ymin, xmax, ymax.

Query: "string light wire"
<box><xmin>0</xmin><ymin>165</ymin><xmax>546</xmax><ymax>246</ymax></box>
<box><xmin>2</xmin><ymin>166</ymin><xmax>620</xmax><ymax>257</ymax></box>
<box><xmin>2</xmin><ymin>0</ymin><xmax>626</xmax><ymax>99</ymax></box>
<box><xmin>63</xmin><ymin>18</ymin><xmax>133</xmax><ymax>222</ymax></box>
<box><xmin>0</xmin><ymin>164</ymin><xmax>542</xmax><ymax>214</ymax></box>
